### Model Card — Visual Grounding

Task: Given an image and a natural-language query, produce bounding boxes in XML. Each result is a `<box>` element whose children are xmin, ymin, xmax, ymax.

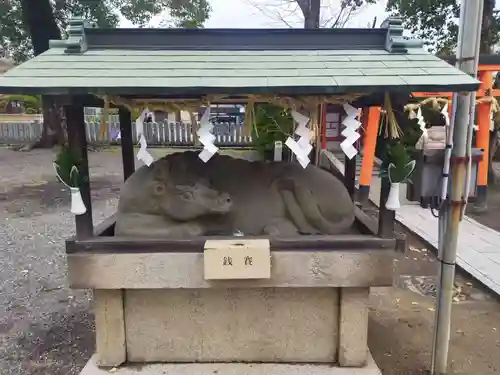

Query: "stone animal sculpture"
<box><xmin>114</xmin><ymin>151</ymin><xmax>355</xmax><ymax>237</ymax></box>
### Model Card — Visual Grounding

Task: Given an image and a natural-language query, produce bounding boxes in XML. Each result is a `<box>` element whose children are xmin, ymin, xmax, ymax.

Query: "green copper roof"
<box><xmin>0</xmin><ymin>17</ymin><xmax>480</xmax><ymax>96</ymax></box>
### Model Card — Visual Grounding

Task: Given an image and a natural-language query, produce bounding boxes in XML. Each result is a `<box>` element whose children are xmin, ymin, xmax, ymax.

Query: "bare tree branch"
<box><xmin>245</xmin><ymin>0</ymin><xmax>376</xmax><ymax>29</ymax></box>
<box><xmin>328</xmin><ymin>2</ymin><xmax>349</xmax><ymax>28</ymax></box>
<box><xmin>244</xmin><ymin>0</ymin><xmax>300</xmax><ymax>28</ymax></box>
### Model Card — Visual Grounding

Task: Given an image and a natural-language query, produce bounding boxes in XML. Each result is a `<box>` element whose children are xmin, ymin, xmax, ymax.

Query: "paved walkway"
<box><xmin>329</xmin><ymin>151</ymin><xmax>500</xmax><ymax>296</ymax></box>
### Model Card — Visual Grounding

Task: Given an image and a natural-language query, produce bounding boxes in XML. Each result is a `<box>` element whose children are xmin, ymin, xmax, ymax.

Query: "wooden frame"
<box><xmin>63</xmin><ymin>94</ymin><xmax>405</xmax><ymax>244</ymax></box>
<box><xmin>65</xmin><ymin>206</ymin><xmax>398</xmax><ymax>254</ymax></box>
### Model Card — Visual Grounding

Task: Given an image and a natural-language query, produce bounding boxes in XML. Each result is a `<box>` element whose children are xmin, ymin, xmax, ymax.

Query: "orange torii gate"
<box><xmin>347</xmin><ymin>60</ymin><xmax>499</xmax><ymax>204</ymax></box>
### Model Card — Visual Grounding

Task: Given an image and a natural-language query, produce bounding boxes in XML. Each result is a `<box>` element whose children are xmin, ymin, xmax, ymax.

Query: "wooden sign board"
<box><xmin>203</xmin><ymin>239</ymin><xmax>271</xmax><ymax>280</ymax></box>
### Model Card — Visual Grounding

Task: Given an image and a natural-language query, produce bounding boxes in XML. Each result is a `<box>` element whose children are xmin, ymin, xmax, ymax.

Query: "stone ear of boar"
<box><xmin>152</xmin><ymin>160</ymin><xmax>170</xmax><ymax>183</ymax></box>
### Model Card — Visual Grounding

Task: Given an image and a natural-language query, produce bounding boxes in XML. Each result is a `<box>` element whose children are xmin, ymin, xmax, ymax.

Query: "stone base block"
<box><xmin>125</xmin><ymin>288</ymin><xmax>339</xmax><ymax>363</ymax></box>
<box><xmin>80</xmin><ymin>353</ymin><xmax>382</xmax><ymax>375</ymax></box>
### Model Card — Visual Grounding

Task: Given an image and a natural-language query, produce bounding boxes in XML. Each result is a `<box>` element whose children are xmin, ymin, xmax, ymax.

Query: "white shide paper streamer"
<box><xmin>414</xmin><ymin>107</ymin><xmax>427</xmax><ymax>150</ymax></box>
<box><xmin>340</xmin><ymin>104</ymin><xmax>361</xmax><ymax>160</ymax></box>
<box><xmin>137</xmin><ymin>133</ymin><xmax>154</xmax><ymax>167</ymax></box>
<box><xmin>135</xmin><ymin>108</ymin><xmax>154</xmax><ymax>167</ymax></box>
<box><xmin>441</xmin><ymin>103</ymin><xmax>450</xmax><ymax>126</ymax></box>
<box><xmin>285</xmin><ymin>111</ymin><xmax>312</xmax><ymax>169</ymax></box>
<box><xmin>197</xmin><ymin>107</ymin><xmax>219</xmax><ymax>162</ymax></box>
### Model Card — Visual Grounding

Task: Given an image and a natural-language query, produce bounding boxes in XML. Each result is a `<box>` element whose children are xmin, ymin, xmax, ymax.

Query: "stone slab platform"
<box><xmin>80</xmin><ymin>353</ymin><xmax>382</xmax><ymax>375</ymax></box>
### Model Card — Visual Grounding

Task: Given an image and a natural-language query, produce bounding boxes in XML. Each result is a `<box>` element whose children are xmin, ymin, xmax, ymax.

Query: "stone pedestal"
<box><xmin>80</xmin><ymin>353</ymin><xmax>383</xmax><ymax>375</ymax></box>
<box><xmin>67</xmin><ymin>249</ymin><xmax>393</xmax><ymax>373</ymax></box>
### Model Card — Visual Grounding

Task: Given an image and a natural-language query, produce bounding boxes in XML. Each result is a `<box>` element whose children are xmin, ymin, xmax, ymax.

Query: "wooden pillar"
<box><xmin>476</xmin><ymin>70</ymin><xmax>493</xmax><ymax>206</ymax></box>
<box><xmin>119</xmin><ymin>108</ymin><xmax>135</xmax><ymax>181</ymax></box>
<box><xmin>344</xmin><ymin>153</ymin><xmax>357</xmax><ymax>199</ymax></box>
<box><xmin>65</xmin><ymin>98</ymin><xmax>93</xmax><ymax>239</ymax></box>
<box><xmin>320</xmin><ymin>104</ymin><xmax>327</xmax><ymax>149</ymax></box>
<box><xmin>358</xmin><ymin>106</ymin><xmax>381</xmax><ymax>205</ymax></box>
<box><xmin>377</xmin><ymin>178</ymin><xmax>395</xmax><ymax>237</ymax></box>
<box><xmin>377</xmin><ymin>94</ymin><xmax>406</xmax><ymax>238</ymax></box>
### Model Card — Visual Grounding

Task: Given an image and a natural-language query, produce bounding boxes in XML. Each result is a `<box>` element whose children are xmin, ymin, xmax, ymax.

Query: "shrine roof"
<box><xmin>0</xmin><ymin>17</ymin><xmax>480</xmax><ymax>97</ymax></box>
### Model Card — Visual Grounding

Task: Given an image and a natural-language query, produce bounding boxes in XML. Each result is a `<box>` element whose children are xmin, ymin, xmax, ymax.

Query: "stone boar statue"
<box><xmin>114</xmin><ymin>151</ymin><xmax>355</xmax><ymax>237</ymax></box>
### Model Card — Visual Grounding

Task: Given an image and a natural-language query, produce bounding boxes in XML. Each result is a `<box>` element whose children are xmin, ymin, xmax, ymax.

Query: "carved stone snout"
<box><xmin>213</xmin><ymin>193</ymin><xmax>232</xmax><ymax>213</ymax></box>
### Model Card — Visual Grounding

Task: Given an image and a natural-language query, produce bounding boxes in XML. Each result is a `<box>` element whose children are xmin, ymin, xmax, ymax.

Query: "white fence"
<box><xmin>0</xmin><ymin>118</ymin><xmax>253</xmax><ymax>147</ymax></box>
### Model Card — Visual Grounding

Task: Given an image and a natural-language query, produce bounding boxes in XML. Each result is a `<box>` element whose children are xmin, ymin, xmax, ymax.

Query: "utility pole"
<box><xmin>431</xmin><ymin>1</ymin><xmax>483</xmax><ymax>374</ymax></box>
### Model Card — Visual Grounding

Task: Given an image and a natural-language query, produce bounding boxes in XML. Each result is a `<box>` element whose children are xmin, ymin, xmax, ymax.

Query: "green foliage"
<box><xmin>121</xmin><ymin>0</ymin><xmax>211</xmax><ymax>28</ymax></box>
<box><xmin>168</xmin><ymin>0</ymin><xmax>211</xmax><ymax>28</ymax></box>
<box><xmin>0</xmin><ymin>94</ymin><xmax>41</xmax><ymax>113</ymax></box>
<box><xmin>379</xmin><ymin>143</ymin><xmax>415</xmax><ymax>183</ymax></box>
<box><xmin>54</xmin><ymin>145</ymin><xmax>82</xmax><ymax>188</ymax></box>
<box><xmin>386</xmin><ymin>0</ymin><xmax>500</xmax><ymax>54</ymax></box>
<box><xmin>251</xmin><ymin>104</ymin><xmax>294</xmax><ymax>160</ymax></box>
<box><xmin>375</xmin><ymin>110</ymin><xmax>422</xmax><ymax>167</ymax></box>
<box><xmin>386</xmin><ymin>0</ymin><xmax>460</xmax><ymax>54</ymax></box>
<box><xmin>0</xmin><ymin>0</ymin><xmax>212</xmax><ymax>63</ymax></box>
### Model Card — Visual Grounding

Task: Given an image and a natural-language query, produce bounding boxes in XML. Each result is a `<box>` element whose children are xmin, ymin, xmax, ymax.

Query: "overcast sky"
<box><xmin>119</xmin><ymin>0</ymin><xmax>389</xmax><ymax>29</ymax></box>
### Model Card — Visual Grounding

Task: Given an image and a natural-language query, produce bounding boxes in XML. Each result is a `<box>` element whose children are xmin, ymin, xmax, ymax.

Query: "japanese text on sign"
<box><xmin>204</xmin><ymin>239</ymin><xmax>271</xmax><ymax>280</ymax></box>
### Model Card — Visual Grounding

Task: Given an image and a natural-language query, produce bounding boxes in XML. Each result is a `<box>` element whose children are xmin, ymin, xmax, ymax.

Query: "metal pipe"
<box><xmin>431</xmin><ymin>1</ymin><xmax>483</xmax><ymax>374</ymax></box>
<box><xmin>462</xmin><ymin>0</ymin><xmax>484</xmax><ymax>217</ymax></box>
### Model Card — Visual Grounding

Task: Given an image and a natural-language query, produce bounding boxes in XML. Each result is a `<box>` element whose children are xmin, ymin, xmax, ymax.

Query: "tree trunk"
<box><xmin>480</xmin><ymin>0</ymin><xmax>495</xmax><ymax>54</ymax></box>
<box><xmin>297</xmin><ymin>0</ymin><xmax>321</xmax><ymax>29</ymax></box>
<box><xmin>38</xmin><ymin>96</ymin><xmax>66</xmax><ymax>147</ymax></box>
<box><xmin>20</xmin><ymin>0</ymin><xmax>65</xmax><ymax>148</ymax></box>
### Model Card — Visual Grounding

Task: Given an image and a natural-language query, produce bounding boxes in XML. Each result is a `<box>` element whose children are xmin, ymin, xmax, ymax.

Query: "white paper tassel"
<box><xmin>135</xmin><ymin>109</ymin><xmax>154</xmax><ymax>167</ymax></box>
<box><xmin>285</xmin><ymin>137</ymin><xmax>310</xmax><ymax>168</ymax></box>
<box><xmin>415</xmin><ymin>107</ymin><xmax>428</xmax><ymax>150</ymax></box>
<box><xmin>135</xmin><ymin>108</ymin><xmax>148</xmax><ymax>139</ymax></box>
<box><xmin>198</xmin><ymin>107</ymin><xmax>219</xmax><ymax>162</ymax></box>
<box><xmin>340</xmin><ymin>104</ymin><xmax>361</xmax><ymax>159</ymax></box>
<box><xmin>417</xmin><ymin>107</ymin><xmax>426</xmax><ymax>131</ymax></box>
<box><xmin>286</xmin><ymin>110</ymin><xmax>312</xmax><ymax>168</ymax></box>
<box><xmin>69</xmin><ymin>187</ymin><xmax>87</xmax><ymax>215</ymax></box>
<box><xmin>441</xmin><ymin>103</ymin><xmax>450</xmax><ymax>126</ymax></box>
<box><xmin>385</xmin><ymin>182</ymin><xmax>401</xmax><ymax>211</ymax></box>
<box><xmin>137</xmin><ymin>133</ymin><xmax>154</xmax><ymax>166</ymax></box>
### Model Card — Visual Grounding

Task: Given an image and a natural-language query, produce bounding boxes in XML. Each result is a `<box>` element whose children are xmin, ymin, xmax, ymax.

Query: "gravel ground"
<box><xmin>0</xmin><ymin>147</ymin><xmax>120</xmax><ymax>375</ymax></box>
<box><xmin>0</xmin><ymin>147</ymin><xmax>499</xmax><ymax>375</ymax></box>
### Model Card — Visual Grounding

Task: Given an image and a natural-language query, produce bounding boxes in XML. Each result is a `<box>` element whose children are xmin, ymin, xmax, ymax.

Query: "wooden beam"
<box><xmin>413</xmin><ymin>92</ymin><xmax>453</xmax><ymax>98</ymax></box>
<box><xmin>377</xmin><ymin>178</ymin><xmax>395</xmax><ymax>238</ymax></box>
<box><xmin>65</xmin><ymin>98</ymin><xmax>93</xmax><ymax>239</ymax></box>
<box><xmin>478</xmin><ymin>64</ymin><xmax>500</xmax><ymax>71</ymax></box>
<box><xmin>344</xmin><ymin>153</ymin><xmax>357</xmax><ymax>199</ymax></box>
<box><xmin>118</xmin><ymin>108</ymin><xmax>135</xmax><ymax>181</ymax></box>
<box><xmin>413</xmin><ymin>87</ymin><xmax>496</xmax><ymax>100</ymax></box>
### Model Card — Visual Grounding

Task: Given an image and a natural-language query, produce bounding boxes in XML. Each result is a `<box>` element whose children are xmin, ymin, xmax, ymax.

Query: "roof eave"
<box><xmin>0</xmin><ymin>82</ymin><xmax>481</xmax><ymax>97</ymax></box>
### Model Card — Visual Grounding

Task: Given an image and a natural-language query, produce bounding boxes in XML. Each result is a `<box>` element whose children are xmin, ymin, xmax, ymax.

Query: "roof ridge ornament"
<box><xmin>48</xmin><ymin>16</ymin><xmax>88</xmax><ymax>54</ymax></box>
<box><xmin>381</xmin><ymin>17</ymin><xmax>423</xmax><ymax>54</ymax></box>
